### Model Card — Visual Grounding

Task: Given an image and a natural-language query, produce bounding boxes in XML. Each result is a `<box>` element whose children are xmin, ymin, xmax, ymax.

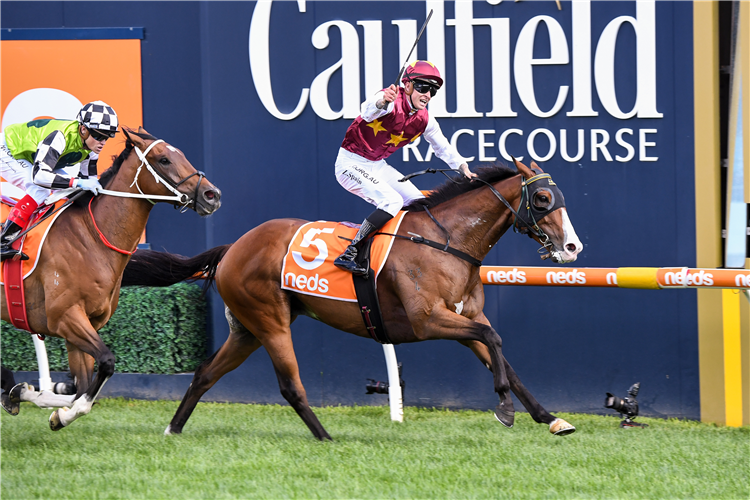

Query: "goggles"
<box><xmin>87</xmin><ymin>127</ymin><xmax>112</xmax><ymax>143</ymax></box>
<box><xmin>411</xmin><ymin>80</ymin><xmax>439</xmax><ymax>97</ymax></box>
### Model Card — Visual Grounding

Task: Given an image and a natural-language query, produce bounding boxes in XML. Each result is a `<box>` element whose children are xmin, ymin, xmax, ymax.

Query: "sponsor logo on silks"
<box><xmin>546</xmin><ymin>269</ymin><xmax>587</xmax><ymax>285</ymax></box>
<box><xmin>486</xmin><ymin>268</ymin><xmax>527</xmax><ymax>284</ymax></box>
<box><xmin>663</xmin><ymin>270</ymin><xmax>715</xmax><ymax>287</ymax></box>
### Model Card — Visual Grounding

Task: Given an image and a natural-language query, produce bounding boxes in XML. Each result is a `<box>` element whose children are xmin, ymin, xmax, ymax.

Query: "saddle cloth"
<box><xmin>0</xmin><ymin>200</ymin><xmax>68</xmax><ymax>285</ymax></box>
<box><xmin>281</xmin><ymin>212</ymin><xmax>406</xmax><ymax>301</ymax></box>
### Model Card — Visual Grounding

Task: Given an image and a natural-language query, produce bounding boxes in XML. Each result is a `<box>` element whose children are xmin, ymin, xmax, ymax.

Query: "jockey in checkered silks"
<box><xmin>0</xmin><ymin>101</ymin><xmax>119</xmax><ymax>261</ymax></box>
<box><xmin>333</xmin><ymin>61</ymin><xmax>477</xmax><ymax>276</ymax></box>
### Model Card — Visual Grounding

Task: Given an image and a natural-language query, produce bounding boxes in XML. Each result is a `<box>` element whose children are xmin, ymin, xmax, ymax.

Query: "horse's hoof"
<box><xmin>549</xmin><ymin>418</ymin><xmax>576</xmax><ymax>436</ymax></box>
<box><xmin>49</xmin><ymin>408</ymin><xmax>67</xmax><ymax>431</ymax></box>
<box><xmin>165</xmin><ymin>424</ymin><xmax>182</xmax><ymax>436</ymax></box>
<box><xmin>494</xmin><ymin>405</ymin><xmax>515</xmax><ymax>428</ymax></box>
<box><xmin>8</xmin><ymin>382</ymin><xmax>27</xmax><ymax>404</ymax></box>
<box><xmin>1</xmin><ymin>394</ymin><xmax>19</xmax><ymax>416</ymax></box>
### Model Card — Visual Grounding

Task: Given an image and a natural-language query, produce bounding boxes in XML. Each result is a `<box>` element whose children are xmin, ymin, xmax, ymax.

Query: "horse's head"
<box><xmin>121</xmin><ymin>127</ymin><xmax>222</xmax><ymax>215</ymax></box>
<box><xmin>512</xmin><ymin>158</ymin><xmax>582</xmax><ymax>263</ymax></box>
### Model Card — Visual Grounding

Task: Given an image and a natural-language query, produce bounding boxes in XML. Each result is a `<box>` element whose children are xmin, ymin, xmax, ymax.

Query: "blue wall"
<box><xmin>2</xmin><ymin>1</ymin><xmax>700</xmax><ymax>419</ymax></box>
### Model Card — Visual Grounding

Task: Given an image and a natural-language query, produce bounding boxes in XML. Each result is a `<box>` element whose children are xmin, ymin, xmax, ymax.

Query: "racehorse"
<box><xmin>123</xmin><ymin>158</ymin><xmax>582</xmax><ymax>440</ymax></box>
<box><xmin>0</xmin><ymin>127</ymin><xmax>221</xmax><ymax>430</ymax></box>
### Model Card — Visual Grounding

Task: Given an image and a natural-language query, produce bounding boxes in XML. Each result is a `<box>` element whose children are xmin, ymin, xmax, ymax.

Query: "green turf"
<box><xmin>1</xmin><ymin>398</ymin><xmax>747</xmax><ymax>499</ymax></box>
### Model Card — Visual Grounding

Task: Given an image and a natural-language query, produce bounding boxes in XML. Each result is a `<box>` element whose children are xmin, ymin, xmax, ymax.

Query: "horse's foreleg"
<box><xmin>48</xmin><ymin>313</ymin><xmax>114</xmax><ymax>431</ymax></box>
<box><xmin>459</xmin><ymin>339</ymin><xmax>576</xmax><ymax>435</ymax></box>
<box><xmin>416</xmin><ymin>307</ymin><xmax>513</xmax><ymax>426</ymax></box>
<box><xmin>66</xmin><ymin>343</ymin><xmax>94</xmax><ymax>394</ymax></box>
<box><xmin>167</xmin><ymin>328</ymin><xmax>262</xmax><ymax>435</ymax></box>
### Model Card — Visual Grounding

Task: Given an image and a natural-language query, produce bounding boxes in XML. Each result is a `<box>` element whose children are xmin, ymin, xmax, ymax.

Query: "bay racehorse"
<box><xmin>0</xmin><ymin>127</ymin><xmax>221</xmax><ymax>430</ymax></box>
<box><xmin>123</xmin><ymin>158</ymin><xmax>581</xmax><ymax>440</ymax></box>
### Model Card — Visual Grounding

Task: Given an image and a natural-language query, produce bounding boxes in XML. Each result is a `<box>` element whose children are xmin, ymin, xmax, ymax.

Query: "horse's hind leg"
<box><xmin>460</xmin><ymin>340</ymin><xmax>576</xmax><ymax>435</ymax></box>
<box><xmin>265</xmin><ymin>334</ymin><xmax>331</xmax><ymax>441</ymax></box>
<box><xmin>167</xmin><ymin>307</ymin><xmax>262</xmax><ymax>435</ymax></box>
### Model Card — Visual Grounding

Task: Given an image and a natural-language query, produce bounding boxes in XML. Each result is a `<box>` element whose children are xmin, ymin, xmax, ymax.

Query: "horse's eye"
<box><xmin>159</xmin><ymin>157</ymin><xmax>171</xmax><ymax>166</ymax></box>
<box><xmin>533</xmin><ymin>192</ymin><xmax>551</xmax><ymax>208</ymax></box>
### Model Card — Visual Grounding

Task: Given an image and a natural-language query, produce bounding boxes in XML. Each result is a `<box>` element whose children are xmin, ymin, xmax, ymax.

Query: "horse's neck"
<box><xmin>432</xmin><ymin>175</ymin><xmax>522</xmax><ymax>260</ymax></box>
<box><xmin>89</xmin><ymin>162</ymin><xmax>154</xmax><ymax>254</ymax></box>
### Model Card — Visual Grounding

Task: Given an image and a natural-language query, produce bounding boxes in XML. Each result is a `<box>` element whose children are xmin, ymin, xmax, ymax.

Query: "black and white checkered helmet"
<box><xmin>77</xmin><ymin>100</ymin><xmax>119</xmax><ymax>137</ymax></box>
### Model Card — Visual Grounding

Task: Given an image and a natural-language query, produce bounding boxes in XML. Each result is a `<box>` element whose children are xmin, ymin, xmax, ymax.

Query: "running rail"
<box><xmin>480</xmin><ymin>266</ymin><xmax>750</xmax><ymax>289</ymax></box>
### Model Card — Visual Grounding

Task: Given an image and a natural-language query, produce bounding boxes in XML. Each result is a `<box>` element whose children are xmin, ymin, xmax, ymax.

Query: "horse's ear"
<box><xmin>121</xmin><ymin>127</ymin><xmax>133</xmax><ymax>142</ymax></box>
<box><xmin>512</xmin><ymin>156</ymin><xmax>534</xmax><ymax>179</ymax></box>
<box><xmin>530</xmin><ymin>161</ymin><xmax>543</xmax><ymax>173</ymax></box>
<box><xmin>137</xmin><ymin>126</ymin><xmax>149</xmax><ymax>135</ymax></box>
<box><xmin>123</xmin><ymin>126</ymin><xmax>146</xmax><ymax>149</ymax></box>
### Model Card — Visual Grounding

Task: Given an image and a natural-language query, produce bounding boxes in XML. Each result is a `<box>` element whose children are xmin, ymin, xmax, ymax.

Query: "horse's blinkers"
<box><xmin>515</xmin><ymin>173</ymin><xmax>565</xmax><ymax>234</ymax></box>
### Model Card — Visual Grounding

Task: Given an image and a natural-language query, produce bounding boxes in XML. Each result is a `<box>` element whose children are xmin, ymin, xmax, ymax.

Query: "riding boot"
<box><xmin>334</xmin><ymin>209</ymin><xmax>393</xmax><ymax>275</ymax></box>
<box><xmin>0</xmin><ymin>195</ymin><xmax>38</xmax><ymax>262</ymax></box>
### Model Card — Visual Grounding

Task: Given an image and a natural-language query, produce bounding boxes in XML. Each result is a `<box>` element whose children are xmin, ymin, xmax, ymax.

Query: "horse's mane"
<box><xmin>404</xmin><ymin>163</ymin><xmax>518</xmax><ymax>211</ymax></box>
<box><xmin>100</xmin><ymin>130</ymin><xmax>158</xmax><ymax>189</ymax></box>
<box><xmin>73</xmin><ymin>130</ymin><xmax>157</xmax><ymax>207</ymax></box>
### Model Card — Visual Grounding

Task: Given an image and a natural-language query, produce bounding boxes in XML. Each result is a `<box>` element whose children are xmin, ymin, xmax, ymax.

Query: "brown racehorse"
<box><xmin>0</xmin><ymin>127</ymin><xmax>221</xmax><ymax>430</ymax></box>
<box><xmin>123</xmin><ymin>158</ymin><xmax>582</xmax><ymax>440</ymax></box>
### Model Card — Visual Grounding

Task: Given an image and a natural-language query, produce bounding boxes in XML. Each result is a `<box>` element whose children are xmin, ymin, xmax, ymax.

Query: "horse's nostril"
<box><xmin>204</xmin><ymin>190</ymin><xmax>215</xmax><ymax>201</ymax></box>
<box><xmin>566</xmin><ymin>243</ymin><xmax>578</xmax><ymax>253</ymax></box>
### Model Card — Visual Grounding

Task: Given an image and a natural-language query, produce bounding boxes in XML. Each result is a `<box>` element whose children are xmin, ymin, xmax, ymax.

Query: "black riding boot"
<box><xmin>0</xmin><ymin>220</ymin><xmax>28</xmax><ymax>262</ymax></box>
<box><xmin>334</xmin><ymin>209</ymin><xmax>393</xmax><ymax>275</ymax></box>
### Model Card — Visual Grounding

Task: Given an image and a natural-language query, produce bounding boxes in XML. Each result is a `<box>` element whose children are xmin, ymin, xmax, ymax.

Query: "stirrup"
<box><xmin>0</xmin><ymin>246</ymin><xmax>29</xmax><ymax>262</ymax></box>
<box><xmin>334</xmin><ymin>246</ymin><xmax>367</xmax><ymax>275</ymax></box>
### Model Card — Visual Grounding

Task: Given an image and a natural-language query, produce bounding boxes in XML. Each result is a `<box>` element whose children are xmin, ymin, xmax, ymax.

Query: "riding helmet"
<box><xmin>77</xmin><ymin>101</ymin><xmax>119</xmax><ymax>138</ymax></box>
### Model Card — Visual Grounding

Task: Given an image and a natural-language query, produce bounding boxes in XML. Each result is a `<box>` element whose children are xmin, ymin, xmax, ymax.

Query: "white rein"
<box><xmin>98</xmin><ymin>139</ymin><xmax>190</xmax><ymax>206</ymax></box>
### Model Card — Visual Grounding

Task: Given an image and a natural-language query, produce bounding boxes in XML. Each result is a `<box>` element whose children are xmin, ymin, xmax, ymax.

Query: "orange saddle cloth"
<box><xmin>0</xmin><ymin>200</ymin><xmax>68</xmax><ymax>284</ymax></box>
<box><xmin>281</xmin><ymin>212</ymin><xmax>407</xmax><ymax>301</ymax></box>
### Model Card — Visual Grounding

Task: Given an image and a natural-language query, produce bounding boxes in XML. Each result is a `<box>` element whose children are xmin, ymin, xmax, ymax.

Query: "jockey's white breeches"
<box><xmin>334</xmin><ymin>148</ymin><xmax>424</xmax><ymax>217</ymax></box>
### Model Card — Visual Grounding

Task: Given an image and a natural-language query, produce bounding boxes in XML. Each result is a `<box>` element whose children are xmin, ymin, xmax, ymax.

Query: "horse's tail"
<box><xmin>121</xmin><ymin>244</ymin><xmax>232</xmax><ymax>293</ymax></box>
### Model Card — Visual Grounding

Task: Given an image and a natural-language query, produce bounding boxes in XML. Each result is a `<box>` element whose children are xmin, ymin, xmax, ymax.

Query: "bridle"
<box><xmin>474</xmin><ymin>172</ymin><xmax>566</xmax><ymax>259</ymax></box>
<box><xmin>400</xmin><ymin>167</ymin><xmax>566</xmax><ymax>260</ymax></box>
<box><xmin>99</xmin><ymin>139</ymin><xmax>206</xmax><ymax>213</ymax></box>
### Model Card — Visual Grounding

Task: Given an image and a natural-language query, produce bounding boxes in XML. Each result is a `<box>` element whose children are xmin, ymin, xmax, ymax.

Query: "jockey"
<box><xmin>334</xmin><ymin>60</ymin><xmax>476</xmax><ymax>275</ymax></box>
<box><xmin>0</xmin><ymin>100</ymin><xmax>118</xmax><ymax>261</ymax></box>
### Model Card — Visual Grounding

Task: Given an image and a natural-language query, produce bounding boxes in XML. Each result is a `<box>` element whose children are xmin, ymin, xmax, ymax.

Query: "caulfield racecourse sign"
<box><xmin>249</xmin><ymin>0</ymin><xmax>664</xmax><ymax>164</ymax></box>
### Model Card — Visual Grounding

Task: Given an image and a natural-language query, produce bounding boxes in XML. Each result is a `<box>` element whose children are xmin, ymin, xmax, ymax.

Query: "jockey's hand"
<box><xmin>459</xmin><ymin>164</ymin><xmax>477</xmax><ymax>180</ymax></box>
<box><xmin>377</xmin><ymin>85</ymin><xmax>399</xmax><ymax>109</ymax></box>
<box><xmin>74</xmin><ymin>178</ymin><xmax>103</xmax><ymax>194</ymax></box>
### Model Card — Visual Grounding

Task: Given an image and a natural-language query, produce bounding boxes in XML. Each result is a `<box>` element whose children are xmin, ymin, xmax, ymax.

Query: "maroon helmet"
<box><xmin>401</xmin><ymin>60</ymin><xmax>443</xmax><ymax>88</ymax></box>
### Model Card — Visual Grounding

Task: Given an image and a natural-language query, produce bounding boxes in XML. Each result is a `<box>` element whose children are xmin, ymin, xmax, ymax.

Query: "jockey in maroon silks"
<box><xmin>334</xmin><ymin>60</ymin><xmax>476</xmax><ymax>276</ymax></box>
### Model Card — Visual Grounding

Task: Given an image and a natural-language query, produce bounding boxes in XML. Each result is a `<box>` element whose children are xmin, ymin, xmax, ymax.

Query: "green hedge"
<box><xmin>1</xmin><ymin>283</ymin><xmax>207</xmax><ymax>374</ymax></box>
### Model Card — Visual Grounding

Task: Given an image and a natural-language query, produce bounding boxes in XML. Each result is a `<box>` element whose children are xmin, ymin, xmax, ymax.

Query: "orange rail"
<box><xmin>480</xmin><ymin>267</ymin><xmax>750</xmax><ymax>289</ymax></box>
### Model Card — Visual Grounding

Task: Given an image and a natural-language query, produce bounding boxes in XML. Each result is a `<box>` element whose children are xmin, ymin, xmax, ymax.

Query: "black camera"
<box><xmin>366</xmin><ymin>363</ymin><xmax>405</xmax><ymax>395</ymax></box>
<box><xmin>365</xmin><ymin>379</ymin><xmax>390</xmax><ymax>395</ymax></box>
<box><xmin>604</xmin><ymin>382</ymin><xmax>648</xmax><ymax>427</ymax></box>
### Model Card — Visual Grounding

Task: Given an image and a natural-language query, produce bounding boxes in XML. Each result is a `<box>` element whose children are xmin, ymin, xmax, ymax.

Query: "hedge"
<box><xmin>1</xmin><ymin>283</ymin><xmax>207</xmax><ymax>374</ymax></box>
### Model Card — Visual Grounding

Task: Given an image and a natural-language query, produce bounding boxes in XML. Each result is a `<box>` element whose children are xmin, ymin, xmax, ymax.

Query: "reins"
<box><xmin>400</xmin><ymin>167</ymin><xmax>557</xmax><ymax>260</ymax></box>
<box><xmin>4</xmin><ymin>137</ymin><xmax>204</xmax><ymax>256</ymax></box>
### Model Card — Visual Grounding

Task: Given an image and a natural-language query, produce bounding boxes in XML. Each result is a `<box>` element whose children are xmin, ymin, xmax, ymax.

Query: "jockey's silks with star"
<box><xmin>334</xmin><ymin>61</ymin><xmax>474</xmax><ymax>276</ymax></box>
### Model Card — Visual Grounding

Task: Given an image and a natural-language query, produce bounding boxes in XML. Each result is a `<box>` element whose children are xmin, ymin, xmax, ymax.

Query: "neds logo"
<box><xmin>663</xmin><ymin>270</ymin><xmax>714</xmax><ymax>286</ymax></box>
<box><xmin>283</xmin><ymin>272</ymin><xmax>330</xmax><ymax>294</ymax></box>
<box><xmin>486</xmin><ymin>268</ymin><xmax>527</xmax><ymax>284</ymax></box>
<box><xmin>546</xmin><ymin>269</ymin><xmax>587</xmax><ymax>284</ymax></box>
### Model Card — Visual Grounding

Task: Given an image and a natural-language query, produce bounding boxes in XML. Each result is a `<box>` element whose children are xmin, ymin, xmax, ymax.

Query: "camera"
<box><xmin>365</xmin><ymin>379</ymin><xmax>390</xmax><ymax>395</ymax></box>
<box><xmin>366</xmin><ymin>362</ymin><xmax>405</xmax><ymax>395</ymax></box>
<box><xmin>604</xmin><ymin>382</ymin><xmax>648</xmax><ymax>427</ymax></box>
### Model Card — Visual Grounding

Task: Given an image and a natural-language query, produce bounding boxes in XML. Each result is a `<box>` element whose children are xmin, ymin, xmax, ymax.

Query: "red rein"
<box><xmin>88</xmin><ymin>197</ymin><xmax>137</xmax><ymax>256</ymax></box>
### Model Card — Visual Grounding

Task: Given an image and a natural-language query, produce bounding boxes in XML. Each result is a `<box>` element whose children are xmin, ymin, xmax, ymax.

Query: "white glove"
<box><xmin>74</xmin><ymin>178</ymin><xmax>103</xmax><ymax>194</ymax></box>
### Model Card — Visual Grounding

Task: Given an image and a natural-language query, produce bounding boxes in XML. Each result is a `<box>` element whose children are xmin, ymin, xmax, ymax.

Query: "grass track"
<box><xmin>1</xmin><ymin>398</ymin><xmax>748</xmax><ymax>499</ymax></box>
